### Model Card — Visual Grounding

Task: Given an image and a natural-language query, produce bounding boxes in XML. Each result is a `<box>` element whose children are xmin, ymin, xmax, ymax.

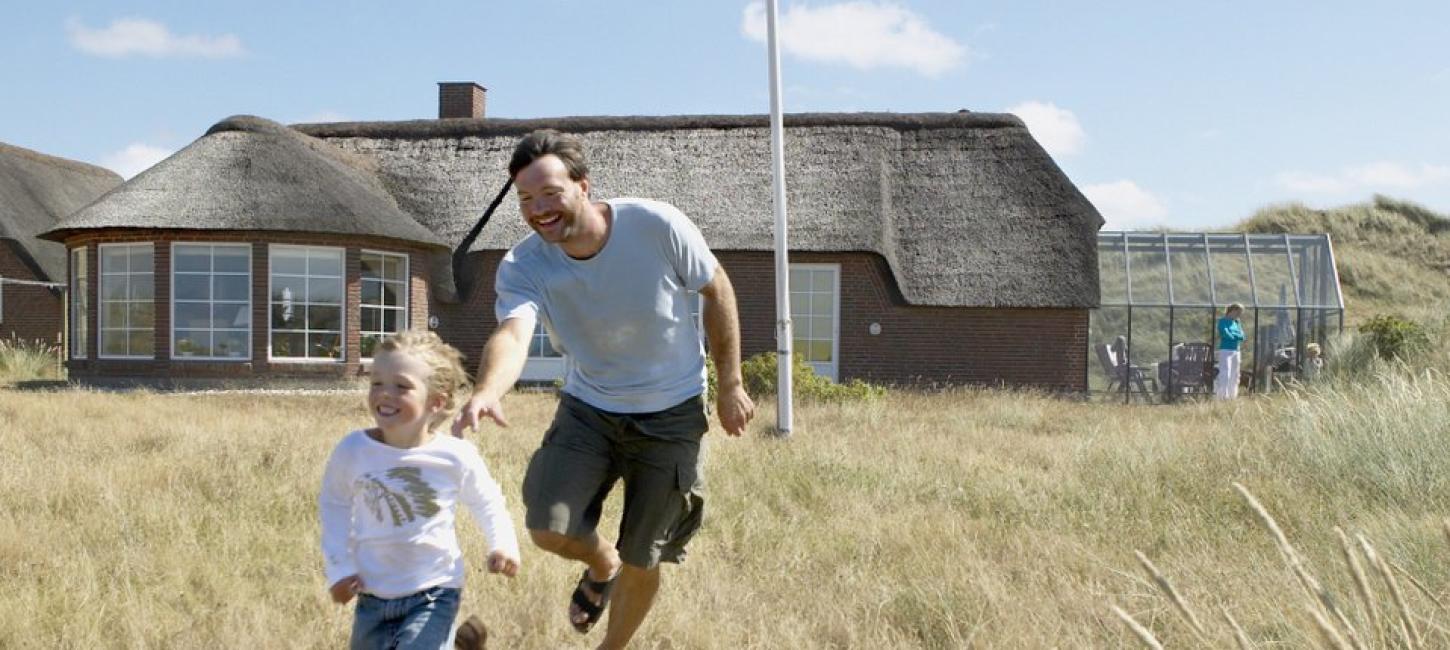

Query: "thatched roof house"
<box><xmin>0</xmin><ymin>142</ymin><xmax>120</xmax><ymax>343</ymax></box>
<box><xmin>45</xmin><ymin>85</ymin><xmax>1102</xmax><ymax>388</ymax></box>
<box><xmin>299</xmin><ymin>112</ymin><xmax>1101</xmax><ymax>309</ymax></box>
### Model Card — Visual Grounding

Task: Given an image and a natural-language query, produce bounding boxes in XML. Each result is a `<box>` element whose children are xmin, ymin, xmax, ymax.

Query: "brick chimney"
<box><xmin>438</xmin><ymin>82</ymin><xmax>486</xmax><ymax>119</ymax></box>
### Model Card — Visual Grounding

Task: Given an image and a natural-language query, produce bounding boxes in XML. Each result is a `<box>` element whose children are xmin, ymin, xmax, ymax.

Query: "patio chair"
<box><xmin>1095</xmin><ymin>343</ymin><xmax>1156</xmax><ymax>396</ymax></box>
<box><xmin>1158</xmin><ymin>342</ymin><xmax>1213</xmax><ymax>397</ymax></box>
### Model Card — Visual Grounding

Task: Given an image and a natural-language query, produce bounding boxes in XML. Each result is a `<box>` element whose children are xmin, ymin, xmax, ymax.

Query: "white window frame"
<box><xmin>267</xmin><ymin>244</ymin><xmax>345</xmax><ymax>363</ymax></box>
<box><xmin>359</xmin><ymin>249</ymin><xmax>409</xmax><ymax>361</ymax></box>
<box><xmin>790</xmin><ymin>263</ymin><xmax>840</xmax><ymax>381</ymax></box>
<box><xmin>171</xmin><ymin>243</ymin><xmax>252</xmax><ymax>362</ymax></box>
<box><xmin>70</xmin><ymin>247</ymin><xmax>88</xmax><ymax>359</ymax></box>
<box><xmin>98</xmin><ymin>242</ymin><xmax>155</xmax><ymax>360</ymax></box>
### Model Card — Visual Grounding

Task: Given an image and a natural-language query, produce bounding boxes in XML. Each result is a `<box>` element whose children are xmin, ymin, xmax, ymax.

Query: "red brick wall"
<box><xmin>437</xmin><ymin>250</ymin><xmax>1089</xmax><ymax>391</ymax></box>
<box><xmin>0</xmin><ymin>243</ymin><xmax>63</xmax><ymax>344</ymax></box>
<box><xmin>56</xmin><ymin>230</ymin><xmax>435</xmax><ymax>383</ymax></box>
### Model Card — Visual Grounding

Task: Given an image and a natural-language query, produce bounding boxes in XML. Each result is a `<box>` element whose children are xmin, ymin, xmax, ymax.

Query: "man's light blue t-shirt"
<box><xmin>494</xmin><ymin>198</ymin><xmax>717</xmax><ymax>413</ymax></box>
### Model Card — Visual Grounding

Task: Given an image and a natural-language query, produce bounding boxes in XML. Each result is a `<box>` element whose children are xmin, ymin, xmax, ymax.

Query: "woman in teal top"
<box><xmin>1215</xmin><ymin>303</ymin><xmax>1245</xmax><ymax>399</ymax></box>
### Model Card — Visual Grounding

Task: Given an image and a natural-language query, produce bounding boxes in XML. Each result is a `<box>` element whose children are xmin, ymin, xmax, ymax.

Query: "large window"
<box><xmin>70</xmin><ymin>248</ymin><xmax>88</xmax><ymax>359</ymax></box>
<box><xmin>789</xmin><ymin>264</ymin><xmax>839</xmax><ymax>381</ymax></box>
<box><xmin>173</xmin><ymin>243</ymin><xmax>251</xmax><ymax>360</ymax></box>
<box><xmin>360</xmin><ymin>250</ymin><xmax>408</xmax><ymax>359</ymax></box>
<box><xmin>269</xmin><ymin>245</ymin><xmax>343</xmax><ymax>361</ymax></box>
<box><xmin>99</xmin><ymin>243</ymin><xmax>154</xmax><ymax>358</ymax></box>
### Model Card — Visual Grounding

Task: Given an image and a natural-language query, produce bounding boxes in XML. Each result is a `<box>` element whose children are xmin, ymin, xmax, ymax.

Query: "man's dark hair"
<box><xmin>509</xmin><ymin>129</ymin><xmax>589</xmax><ymax>181</ymax></box>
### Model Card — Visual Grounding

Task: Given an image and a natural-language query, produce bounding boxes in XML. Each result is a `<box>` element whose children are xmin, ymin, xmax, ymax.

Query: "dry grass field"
<box><xmin>2</xmin><ymin>355</ymin><xmax>1448</xmax><ymax>648</ymax></box>
<box><xmin>3</xmin><ymin>200</ymin><xmax>1447</xmax><ymax>648</ymax></box>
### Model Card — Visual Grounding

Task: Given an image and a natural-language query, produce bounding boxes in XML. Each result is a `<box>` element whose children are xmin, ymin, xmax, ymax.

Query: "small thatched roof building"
<box><xmin>45</xmin><ymin>84</ymin><xmax>1102</xmax><ymax>388</ymax></box>
<box><xmin>0</xmin><ymin>142</ymin><xmax>120</xmax><ymax>343</ymax></box>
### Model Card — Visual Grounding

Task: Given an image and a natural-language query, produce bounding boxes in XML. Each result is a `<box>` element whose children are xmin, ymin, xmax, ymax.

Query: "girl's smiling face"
<box><xmin>367</xmin><ymin>349</ymin><xmax>445</xmax><ymax>439</ymax></box>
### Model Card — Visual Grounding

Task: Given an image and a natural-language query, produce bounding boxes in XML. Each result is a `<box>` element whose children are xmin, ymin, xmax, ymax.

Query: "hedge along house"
<box><xmin>43</xmin><ymin>84</ymin><xmax>1103</xmax><ymax>389</ymax></box>
<box><xmin>0</xmin><ymin>142</ymin><xmax>121</xmax><ymax>346</ymax></box>
<box><xmin>40</xmin><ymin>117</ymin><xmax>448</xmax><ymax>383</ymax></box>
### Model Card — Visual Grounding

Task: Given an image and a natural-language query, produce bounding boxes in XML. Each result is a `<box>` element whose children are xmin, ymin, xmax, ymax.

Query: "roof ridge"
<box><xmin>0</xmin><ymin>141</ymin><xmax>122</xmax><ymax>181</ymax></box>
<box><xmin>293</xmin><ymin>111</ymin><xmax>1024</xmax><ymax>140</ymax></box>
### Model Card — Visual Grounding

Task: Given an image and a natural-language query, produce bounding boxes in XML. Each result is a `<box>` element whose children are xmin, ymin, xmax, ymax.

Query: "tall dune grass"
<box><xmin>0</xmin><ymin>338</ymin><xmax>62</xmax><ymax>383</ymax></box>
<box><xmin>1</xmin><ymin>353</ymin><xmax>1446</xmax><ymax>647</ymax></box>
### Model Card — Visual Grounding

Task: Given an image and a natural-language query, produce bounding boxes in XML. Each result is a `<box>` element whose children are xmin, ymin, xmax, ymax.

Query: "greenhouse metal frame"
<box><xmin>1092</xmin><ymin>232</ymin><xmax>1345</xmax><ymax>403</ymax></box>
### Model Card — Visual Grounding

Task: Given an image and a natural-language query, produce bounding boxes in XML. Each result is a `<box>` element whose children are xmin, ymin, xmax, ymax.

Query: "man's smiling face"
<box><xmin>515</xmin><ymin>154</ymin><xmax>590</xmax><ymax>246</ymax></box>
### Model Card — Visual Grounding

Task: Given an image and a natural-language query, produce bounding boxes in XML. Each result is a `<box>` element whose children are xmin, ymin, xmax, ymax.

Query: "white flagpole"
<box><xmin>766</xmin><ymin>0</ymin><xmax>793</xmax><ymax>437</ymax></box>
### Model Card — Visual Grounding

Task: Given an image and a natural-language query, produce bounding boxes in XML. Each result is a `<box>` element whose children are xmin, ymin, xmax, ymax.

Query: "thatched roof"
<box><xmin>40</xmin><ymin>116</ymin><xmax>447</xmax><ymax>250</ymax></box>
<box><xmin>38</xmin><ymin>112</ymin><xmax>1101</xmax><ymax>308</ymax></box>
<box><xmin>297</xmin><ymin>113</ymin><xmax>1103</xmax><ymax>308</ymax></box>
<box><xmin>0</xmin><ymin>142</ymin><xmax>120</xmax><ymax>281</ymax></box>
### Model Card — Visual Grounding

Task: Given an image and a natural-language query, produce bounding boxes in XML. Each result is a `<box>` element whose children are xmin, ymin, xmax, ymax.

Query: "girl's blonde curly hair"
<box><xmin>375</xmin><ymin>330</ymin><xmax>473</xmax><ymax>426</ymax></box>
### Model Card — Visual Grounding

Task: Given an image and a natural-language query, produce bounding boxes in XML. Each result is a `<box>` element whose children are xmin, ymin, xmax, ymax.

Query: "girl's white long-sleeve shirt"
<box><xmin>319</xmin><ymin>430</ymin><xmax>520</xmax><ymax>599</ymax></box>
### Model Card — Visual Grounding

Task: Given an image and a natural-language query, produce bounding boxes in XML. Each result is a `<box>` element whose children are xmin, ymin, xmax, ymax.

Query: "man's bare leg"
<box><xmin>598</xmin><ymin>563</ymin><xmax>659</xmax><ymax>650</ymax></box>
<box><xmin>529</xmin><ymin>530</ymin><xmax>622</xmax><ymax>627</ymax></box>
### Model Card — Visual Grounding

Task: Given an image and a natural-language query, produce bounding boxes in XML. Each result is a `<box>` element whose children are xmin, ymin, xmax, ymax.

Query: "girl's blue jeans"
<box><xmin>350</xmin><ymin>586</ymin><xmax>460</xmax><ymax>650</ymax></box>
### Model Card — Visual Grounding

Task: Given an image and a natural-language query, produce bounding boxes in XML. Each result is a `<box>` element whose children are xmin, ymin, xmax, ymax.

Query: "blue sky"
<box><xmin>3</xmin><ymin>1</ymin><xmax>1448</xmax><ymax>230</ymax></box>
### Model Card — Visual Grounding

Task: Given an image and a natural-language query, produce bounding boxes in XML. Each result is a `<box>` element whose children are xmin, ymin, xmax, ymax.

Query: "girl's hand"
<box><xmin>487</xmin><ymin>550</ymin><xmax>520</xmax><ymax>578</ymax></box>
<box><xmin>329</xmin><ymin>575</ymin><xmax>363</xmax><ymax>604</ymax></box>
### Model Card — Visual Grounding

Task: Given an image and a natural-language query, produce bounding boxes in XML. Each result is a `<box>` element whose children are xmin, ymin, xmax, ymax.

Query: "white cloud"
<box><xmin>101</xmin><ymin>143</ymin><xmax>173</xmax><ymax>179</ymax></box>
<box><xmin>741</xmin><ymin>1</ymin><xmax>966</xmax><ymax>77</ymax></box>
<box><xmin>67</xmin><ymin>17</ymin><xmax>245</xmax><ymax>58</ymax></box>
<box><xmin>1275</xmin><ymin>161</ymin><xmax>1450</xmax><ymax>195</ymax></box>
<box><xmin>1082</xmin><ymin>180</ymin><xmax>1168</xmax><ymax>230</ymax></box>
<box><xmin>1007</xmin><ymin>101</ymin><xmax>1085</xmax><ymax>158</ymax></box>
<box><xmin>1347</xmin><ymin>161</ymin><xmax>1450</xmax><ymax>188</ymax></box>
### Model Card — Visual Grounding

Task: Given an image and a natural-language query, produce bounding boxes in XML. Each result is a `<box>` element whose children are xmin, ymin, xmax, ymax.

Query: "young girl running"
<box><xmin>320</xmin><ymin>330</ymin><xmax>520</xmax><ymax>649</ymax></box>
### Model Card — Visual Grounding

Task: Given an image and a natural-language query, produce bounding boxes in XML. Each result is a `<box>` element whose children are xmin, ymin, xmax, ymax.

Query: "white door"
<box><xmin>789</xmin><ymin>264</ymin><xmax>839</xmax><ymax>381</ymax></box>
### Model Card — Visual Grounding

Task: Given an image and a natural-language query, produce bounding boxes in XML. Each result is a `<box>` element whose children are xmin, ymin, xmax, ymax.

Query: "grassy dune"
<box><xmin>1240</xmin><ymin>195</ymin><xmax>1450</xmax><ymax>326</ymax></box>
<box><xmin>2</xmin><ymin>361</ymin><xmax>1447</xmax><ymax>648</ymax></box>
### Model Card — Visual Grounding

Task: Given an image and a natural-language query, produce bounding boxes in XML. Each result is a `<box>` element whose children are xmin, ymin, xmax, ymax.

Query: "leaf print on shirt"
<box><xmin>355</xmin><ymin>467</ymin><xmax>441</xmax><ymax>527</ymax></box>
<box><xmin>386</xmin><ymin>467</ymin><xmax>441</xmax><ymax>519</ymax></box>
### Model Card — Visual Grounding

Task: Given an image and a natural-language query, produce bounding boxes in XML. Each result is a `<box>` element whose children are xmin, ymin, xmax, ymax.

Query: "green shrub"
<box><xmin>729</xmin><ymin>351</ymin><xmax>885</xmax><ymax>403</ymax></box>
<box><xmin>1357</xmin><ymin>314</ymin><xmax>1429</xmax><ymax>361</ymax></box>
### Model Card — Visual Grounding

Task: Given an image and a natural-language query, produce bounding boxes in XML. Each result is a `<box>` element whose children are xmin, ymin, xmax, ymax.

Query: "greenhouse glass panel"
<box><xmin>1098</xmin><ymin>235</ymin><xmax>1127</xmax><ymax>306</ymax></box>
<box><xmin>1248</xmin><ymin>235</ymin><xmax>1298</xmax><ymax>308</ymax></box>
<box><xmin>1288</xmin><ymin>235</ymin><xmax>1343</xmax><ymax>309</ymax></box>
<box><xmin>1124</xmin><ymin>233</ymin><xmax>1169</xmax><ymax>306</ymax></box>
<box><xmin>1168</xmin><ymin>234</ymin><xmax>1213</xmax><ymax>307</ymax></box>
<box><xmin>1205</xmin><ymin>235</ymin><xmax>1254</xmax><ymax>308</ymax></box>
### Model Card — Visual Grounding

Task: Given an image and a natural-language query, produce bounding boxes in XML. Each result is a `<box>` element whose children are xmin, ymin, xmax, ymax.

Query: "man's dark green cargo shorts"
<box><xmin>522</xmin><ymin>392</ymin><xmax>708</xmax><ymax>568</ymax></box>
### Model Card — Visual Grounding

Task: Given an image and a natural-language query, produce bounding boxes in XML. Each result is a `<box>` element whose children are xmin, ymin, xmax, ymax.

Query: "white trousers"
<box><xmin>1215</xmin><ymin>349</ymin><xmax>1241</xmax><ymax>400</ymax></box>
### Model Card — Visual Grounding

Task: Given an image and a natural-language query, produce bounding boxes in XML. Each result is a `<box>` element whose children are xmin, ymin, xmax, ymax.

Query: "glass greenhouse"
<box><xmin>1091</xmin><ymin>232</ymin><xmax>1344</xmax><ymax>402</ymax></box>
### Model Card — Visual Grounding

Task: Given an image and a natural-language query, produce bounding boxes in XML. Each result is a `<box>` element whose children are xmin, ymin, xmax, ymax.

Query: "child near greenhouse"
<box><xmin>1302</xmin><ymin>342</ymin><xmax>1324</xmax><ymax>382</ymax></box>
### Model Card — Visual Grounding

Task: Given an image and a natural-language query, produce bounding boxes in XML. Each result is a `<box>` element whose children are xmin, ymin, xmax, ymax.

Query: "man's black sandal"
<box><xmin>569</xmin><ymin>567</ymin><xmax>618</xmax><ymax>633</ymax></box>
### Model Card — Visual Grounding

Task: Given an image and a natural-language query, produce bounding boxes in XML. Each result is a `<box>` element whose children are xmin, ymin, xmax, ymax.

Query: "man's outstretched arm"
<box><xmin>452</xmin><ymin>316</ymin><xmax>534</xmax><ymax>436</ymax></box>
<box><xmin>700</xmin><ymin>265</ymin><xmax>755</xmax><ymax>436</ymax></box>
